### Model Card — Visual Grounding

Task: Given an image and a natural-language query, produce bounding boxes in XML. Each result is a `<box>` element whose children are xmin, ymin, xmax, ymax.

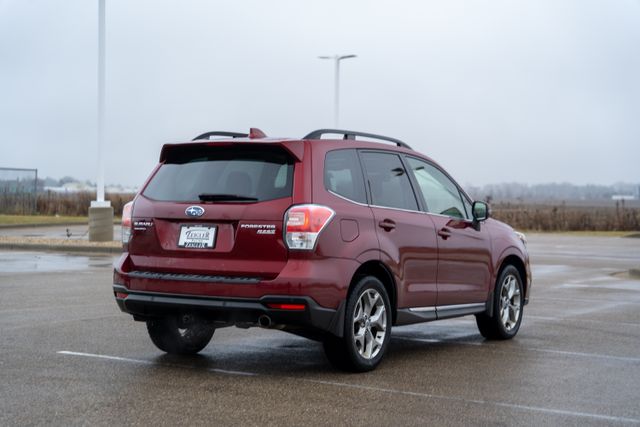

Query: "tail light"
<box><xmin>121</xmin><ymin>201</ymin><xmax>133</xmax><ymax>247</ymax></box>
<box><xmin>284</xmin><ymin>204</ymin><xmax>335</xmax><ymax>250</ymax></box>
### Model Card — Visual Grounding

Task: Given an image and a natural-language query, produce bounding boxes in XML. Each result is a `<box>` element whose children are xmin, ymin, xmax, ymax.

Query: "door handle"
<box><xmin>378</xmin><ymin>219</ymin><xmax>396</xmax><ymax>231</ymax></box>
<box><xmin>437</xmin><ymin>227</ymin><xmax>452</xmax><ymax>240</ymax></box>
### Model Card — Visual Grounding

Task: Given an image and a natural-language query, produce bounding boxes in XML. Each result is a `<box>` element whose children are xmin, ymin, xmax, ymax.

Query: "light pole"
<box><xmin>318</xmin><ymin>54</ymin><xmax>357</xmax><ymax>127</ymax></box>
<box><xmin>89</xmin><ymin>0</ymin><xmax>114</xmax><ymax>241</ymax></box>
<box><xmin>96</xmin><ymin>0</ymin><xmax>106</xmax><ymax>207</ymax></box>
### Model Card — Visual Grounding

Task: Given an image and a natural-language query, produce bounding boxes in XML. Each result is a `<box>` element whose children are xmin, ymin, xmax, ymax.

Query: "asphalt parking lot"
<box><xmin>1</xmin><ymin>234</ymin><xmax>639</xmax><ymax>426</ymax></box>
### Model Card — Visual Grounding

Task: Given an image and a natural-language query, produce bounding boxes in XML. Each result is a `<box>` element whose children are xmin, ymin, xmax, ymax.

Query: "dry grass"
<box><xmin>0</xmin><ymin>215</ymin><xmax>90</xmax><ymax>226</ymax></box>
<box><xmin>491</xmin><ymin>202</ymin><xmax>640</xmax><ymax>232</ymax></box>
<box><xmin>2</xmin><ymin>193</ymin><xmax>640</xmax><ymax>232</ymax></box>
<box><xmin>0</xmin><ymin>191</ymin><xmax>134</xmax><ymax>216</ymax></box>
<box><xmin>36</xmin><ymin>192</ymin><xmax>134</xmax><ymax>216</ymax></box>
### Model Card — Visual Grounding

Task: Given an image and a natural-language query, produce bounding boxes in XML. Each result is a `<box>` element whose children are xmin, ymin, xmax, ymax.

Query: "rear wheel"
<box><xmin>323</xmin><ymin>276</ymin><xmax>391</xmax><ymax>372</ymax></box>
<box><xmin>476</xmin><ymin>265</ymin><xmax>524</xmax><ymax>340</ymax></box>
<box><xmin>146</xmin><ymin>315</ymin><xmax>215</xmax><ymax>354</ymax></box>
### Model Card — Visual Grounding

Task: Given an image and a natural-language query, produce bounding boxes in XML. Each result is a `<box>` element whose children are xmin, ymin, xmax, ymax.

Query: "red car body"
<box><xmin>113</xmin><ymin>129</ymin><xmax>531</xmax><ymax>366</ymax></box>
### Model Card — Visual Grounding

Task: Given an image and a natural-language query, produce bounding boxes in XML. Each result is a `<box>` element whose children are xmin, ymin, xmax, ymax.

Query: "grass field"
<box><xmin>0</xmin><ymin>215</ymin><xmax>89</xmax><ymax>226</ymax></box>
<box><xmin>491</xmin><ymin>202</ymin><xmax>639</xmax><ymax>232</ymax></box>
<box><xmin>1</xmin><ymin>191</ymin><xmax>134</xmax><ymax>217</ymax></box>
<box><xmin>1</xmin><ymin>193</ymin><xmax>639</xmax><ymax>232</ymax></box>
<box><xmin>524</xmin><ymin>230</ymin><xmax>640</xmax><ymax>237</ymax></box>
<box><xmin>0</xmin><ymin>215</ymin><xmax>121</xmax><ymax>227</ymax></box>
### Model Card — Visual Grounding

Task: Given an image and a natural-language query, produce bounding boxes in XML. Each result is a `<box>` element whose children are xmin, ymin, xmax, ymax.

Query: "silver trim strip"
<box><xmin>408</xmin><ymin>303</ymin><xmax>485</xmax><ymax>313</ymax></box>
<box><xmin>369</xmin><ymin>204</ymin><xmax>424</xmax><ymax>215</ymax></box>
<box><xmin>408</xmin><ymin>306</ymin><xmax>436</xmax><ymax>313</ymax></box>
<box><xmin>326</xmin><ymin>184</ymin><xmax>470</xmax><ymax>220</ymax></box>
<box><xmin>327</xmin><ymin>189</ymin><xmax>369</xmax><ymax>207</ymax></box>
<box><xmin>369</xmin><ymin>203</ymin><xmax>472</xmax><ymax>221</ymax></box>
<box><xmin>437</xmin><ymin>303</ymin><xmax>486</xmax><ymax>312</ymax></box>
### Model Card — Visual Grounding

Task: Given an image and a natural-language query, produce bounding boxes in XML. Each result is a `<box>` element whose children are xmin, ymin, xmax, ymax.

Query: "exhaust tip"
<box><xmin>258</xmin><ymin>315</ymin><xmax>272</xmax><ymax>328</ymax></box>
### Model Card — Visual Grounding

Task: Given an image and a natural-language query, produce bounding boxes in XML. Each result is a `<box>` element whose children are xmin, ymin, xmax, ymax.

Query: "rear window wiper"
<box><xmin>198</xmin><ymin>194</ymin><xmax>259</xmax><ymax>202</ymax></box>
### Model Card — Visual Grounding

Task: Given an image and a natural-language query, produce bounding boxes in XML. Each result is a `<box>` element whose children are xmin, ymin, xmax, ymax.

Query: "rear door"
<box><xmin>359</xmin><ymin>151</ymin><xmax>439</xmax><ymax>311</ymax></box>
<box><xmin>129</xmin><ymin>144</ymin><xmax>295</xmax><ymax>280</ymax></box>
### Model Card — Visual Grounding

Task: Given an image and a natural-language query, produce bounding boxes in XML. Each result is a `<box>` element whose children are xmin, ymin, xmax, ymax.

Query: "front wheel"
<box><xmin>323</xmin><ymin>276</ymin><xmax>391</xmax><ymax>372</ymax></box>
<box><xmin>476</xmin><ymin>265</ymin><xmax>524</xmax><ymax>340</ymax></box>
<box><xmin>146</xmin><ymin>315</ymin><xmax>215</xmax><ymax>355</ymax></box>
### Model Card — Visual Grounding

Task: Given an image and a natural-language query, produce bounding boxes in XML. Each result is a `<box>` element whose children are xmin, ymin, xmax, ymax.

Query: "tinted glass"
<box><xmin>360</xmin><ymin>152</ymin><xmax>418</xmax><ymax>210</ymax></box>
<box><xmin>462</xmin><ymin>194</ymin><xmax>473</xmax><ymax>219</ymax></box>
<box><xmin>324</xmin><ymin>149</ymin><xmax>367</xmax><ymax>204</ymax></box>
<box><xmin>406</xmin><ymin>157</ymin><xmax>468</xmax><ymax>219</ymax></box>
<box><xmin>143</xmin><ymin>146</ymin><xmax>293</xmax><ymax>202</ymax></box>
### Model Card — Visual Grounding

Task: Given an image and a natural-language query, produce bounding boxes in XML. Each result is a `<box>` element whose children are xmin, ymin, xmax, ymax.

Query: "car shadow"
<box><xmin>145</xmin><ymin>329</ymin><xmax>486</xmax><ymax>377</ymax></box>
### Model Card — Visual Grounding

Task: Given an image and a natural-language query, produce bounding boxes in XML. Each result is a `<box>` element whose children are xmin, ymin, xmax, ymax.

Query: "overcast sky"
<box><xmin>0</xmin><ymin>0</ymin><xmax>638</xmax><ymax>188</ymax></box>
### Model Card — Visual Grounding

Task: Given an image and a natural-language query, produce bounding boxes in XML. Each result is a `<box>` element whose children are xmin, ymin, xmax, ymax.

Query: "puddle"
<box><xmin>531</xmin><ymin>264</ymin><xmax>573</xmax><ymax>277</ymax></box>
<box><xmin>560</xmin><ymin>280</ymin><xmax>639</xmax><ymax>292</ymax></box>
<box><xmin>0</xmin><ymin>251</ymin><xmax>116</xmax><ymax>274</ymax></box>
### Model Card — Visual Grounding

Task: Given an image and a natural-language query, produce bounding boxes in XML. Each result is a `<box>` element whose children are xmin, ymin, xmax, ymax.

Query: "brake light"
<box><xmin>122</xmin><ymin>201</ymin><xmax>133</xmax><ymax>246</ymax></box>
<box><xmin>266</xmin><ymin>303</ymin><xmax>306</xmax><ymax>311</ymax></box>
<box><xmin>284</xmin><ymin>204</ymin><xmax>335</xmax><ymax>250</ymax></box>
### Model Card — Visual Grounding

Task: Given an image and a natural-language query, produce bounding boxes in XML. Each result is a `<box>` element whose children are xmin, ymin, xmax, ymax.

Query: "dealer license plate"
<box><xmin>177</xmin><ymin>225</ymin><xmax>217</xmax><ymax>249</ymax></box>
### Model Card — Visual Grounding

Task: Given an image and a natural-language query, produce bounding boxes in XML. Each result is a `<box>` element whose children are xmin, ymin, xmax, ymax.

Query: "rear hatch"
<box><xmin>129</xmin><ymin>143</ymin><xmax>296</xmax><ymax>280</ymax></box>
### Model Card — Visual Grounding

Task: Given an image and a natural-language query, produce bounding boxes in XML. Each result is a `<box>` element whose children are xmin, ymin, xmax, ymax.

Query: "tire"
<box><xmin>323</xmin><ymin>276</ymin><xmax>392</xmax><ymax>372</ymax></box>
<box><xmin>146</xmin><ymin>315</ymin><xmax>215</xmax><ymax>355</ymax></box>
<box><xmin>476</xmin><ymin>265</ymin><xmax>524</xmax><ymax>340</ymax></box>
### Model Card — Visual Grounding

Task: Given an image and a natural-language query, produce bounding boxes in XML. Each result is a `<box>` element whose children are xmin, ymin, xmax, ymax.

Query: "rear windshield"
<box><xmin>143</xmin><ymin>145</ymin><xmax>294</xmax><ymax>202</ymax></box>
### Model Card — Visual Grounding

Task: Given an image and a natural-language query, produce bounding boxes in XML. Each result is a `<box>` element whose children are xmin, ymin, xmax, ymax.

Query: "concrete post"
<box><xmin>89</xmin><ymin>204</ymin><xmax>114</xmax><ymax>242</ymax></box>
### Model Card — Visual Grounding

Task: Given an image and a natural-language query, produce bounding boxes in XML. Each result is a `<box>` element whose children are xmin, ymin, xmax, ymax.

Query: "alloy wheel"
<box><xmin>499</xmin><ymin>274</ymin><xmax>521</xmax><ymax>331</ymax></box>
<box><xmin>352</xmin><ymin>289</ymin><xmax>387</xmax><ymax>359</ymax></box>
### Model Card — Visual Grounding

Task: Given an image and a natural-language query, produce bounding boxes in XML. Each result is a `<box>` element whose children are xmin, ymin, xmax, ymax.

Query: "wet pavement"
<box><xmin>0</xmin><ymin>225</ymin><xmax>121</xmax><ymax>253</ymax></box>
<box><xmin>0</xmin><ymin>224</ymin><xmax>121</xmax><ymax>240</ymax></box>
<box><xmin>0</xmin><ymin>251</ymin><xmax>117</xmax><ymax>274</ymax></box>
<box><xmin>0</xmin><ymin>234</ymin><xmax>639</xmax><ymax>425</ymax></box>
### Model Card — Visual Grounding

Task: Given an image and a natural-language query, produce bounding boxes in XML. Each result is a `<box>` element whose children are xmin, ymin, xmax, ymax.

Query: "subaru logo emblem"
<box><xmin>185</xmin><ymin>206</ymin><xmax>205</xmax><ymax>217</ymax></box>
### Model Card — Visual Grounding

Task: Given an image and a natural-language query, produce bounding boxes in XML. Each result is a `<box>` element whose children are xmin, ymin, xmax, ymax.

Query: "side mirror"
<box><xmin>472</xmin><ymin>201</ymin><xmax>490</xmax><ymax>222</ymax></box>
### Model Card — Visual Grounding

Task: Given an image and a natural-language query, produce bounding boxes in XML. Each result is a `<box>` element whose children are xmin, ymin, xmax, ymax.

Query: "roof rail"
<box><xmin>192</xmin><ymin>131</ymin><xmax>248</xmax><ymax>141</ymax></box>
<box><xmin>303</xmin><ymin>129</ymin><xmax>412</xmax><ymax>150</ymax></box>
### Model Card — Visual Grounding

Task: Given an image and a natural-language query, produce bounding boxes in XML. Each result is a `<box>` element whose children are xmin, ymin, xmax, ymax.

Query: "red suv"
<box><xmin>113</xmin><ymin>128</ymin><xmax>531</xmax><ymax>372</ymax></box>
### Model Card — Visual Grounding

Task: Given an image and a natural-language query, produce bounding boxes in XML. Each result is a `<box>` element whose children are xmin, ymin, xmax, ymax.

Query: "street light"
<box><xmin>318</xmin><ymin>54</ymin><xmax>357</xmax><ymax>127</ymax></box>
<box><xmin>95</xmin><ymin>0</ymin><xmax>106</xmax><ymax>208</ymax></box>
<box><xmin>89</xmin><ymin>0</ymin><xmax>114</xmax><ymax>242</ymax></box>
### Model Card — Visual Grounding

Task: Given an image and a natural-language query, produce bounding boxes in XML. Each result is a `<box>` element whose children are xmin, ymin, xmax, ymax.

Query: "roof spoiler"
<box><xmin>192</xmin><ymin>128</ymin><xmax>267</xmax><ymax>141</ymax></box>
<box><xmin>161</xmin><ymin>128</ymin><xmax>303</xmax><ymax>162</ymax></box>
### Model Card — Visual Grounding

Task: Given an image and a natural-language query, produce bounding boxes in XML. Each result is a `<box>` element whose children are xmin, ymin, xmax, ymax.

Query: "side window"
<box><xmin>360</xmin><ymin>152</ymin><xmax>418</xmax><ymax>211</ymax></box>
<box><xmin>406</xmin><ymin>157</ymin><xmax>468</xmax><ymax>219</ymax></box>
<box><xmin>324</xmin><ymin>149</ymin><xmax>367</xmax><ymax>204</ymax></box>
<box><xmin>462</xmin><ymin>194</ymin><xmax>473</xmax><ymax>219</ymax></box>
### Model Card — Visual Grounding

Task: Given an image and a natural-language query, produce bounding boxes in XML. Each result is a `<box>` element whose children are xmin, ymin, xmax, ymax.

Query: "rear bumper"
<box><xmin>112</xmin><ymin>253</ymin><xmax>357</xmax><ymax>337</ymax></box>
<box><xmin>113</xmin><ymin>284</ymin><xmax>345</xmax><ymax>337</ymax></box>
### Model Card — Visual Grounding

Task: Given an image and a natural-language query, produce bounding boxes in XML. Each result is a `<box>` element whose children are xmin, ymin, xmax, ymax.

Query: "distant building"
<box><xmin>43</xmin><ymin>182</ymin><xmax>95</xmax><ymax>193</ymax></box>
<box><xmin>43</xmin><ymin>181</ymin><xmax>137</xmax><ymax>194</ymax></box>
<box><xmin>612</xmin><ymin>194</ymin><xmax>637</xmax><ymax>201</ymax></box>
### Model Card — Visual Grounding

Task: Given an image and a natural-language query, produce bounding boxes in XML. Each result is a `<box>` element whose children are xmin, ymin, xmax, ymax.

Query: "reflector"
<box><xmin>266</xmin><ymin>303</ymin><xmax>306</xmax><ymax>311</ymax></box>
